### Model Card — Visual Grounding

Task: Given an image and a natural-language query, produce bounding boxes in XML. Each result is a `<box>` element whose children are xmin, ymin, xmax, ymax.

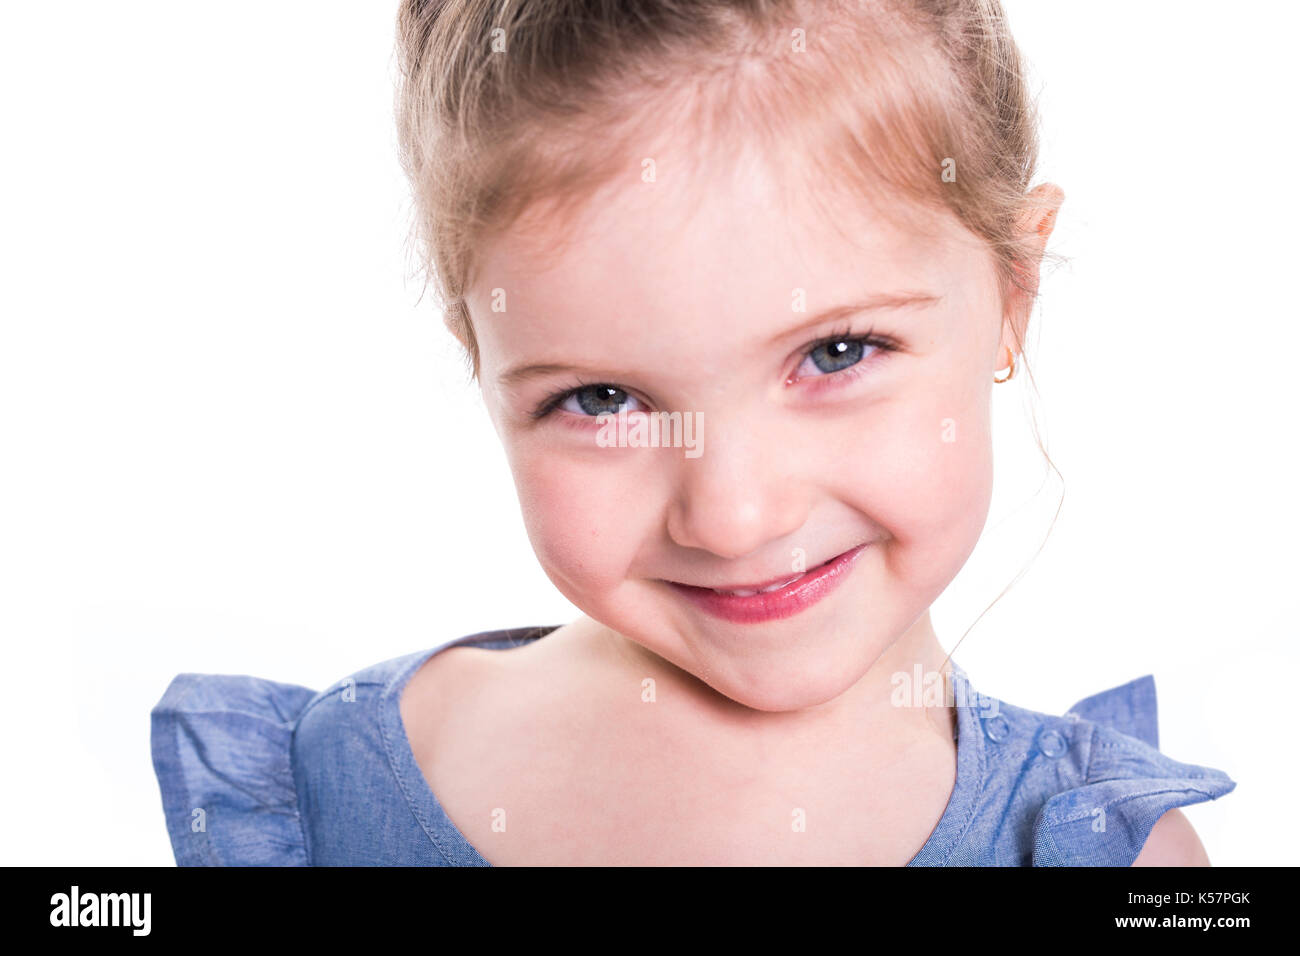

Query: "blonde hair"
<box><xmin>394</xmin><ymin>0</ymin><xmax>1065</xmax><ymax>657</ymax></box>
<box><xmin>395</xmin><ymin>0</ymin><xmax>1062</xmax><ymax>376</ymax></box>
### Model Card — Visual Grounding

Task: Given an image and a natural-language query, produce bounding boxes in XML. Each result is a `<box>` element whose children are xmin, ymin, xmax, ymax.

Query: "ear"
<box><xmin>998</xmin><ymin>183</ymin><xmax>1065</xmax><ymax>368</ymax></box>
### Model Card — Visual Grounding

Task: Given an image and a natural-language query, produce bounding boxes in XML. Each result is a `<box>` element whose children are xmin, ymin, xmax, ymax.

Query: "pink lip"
<box><xmin>666</xmin><ymin>544</ymin><xmax>870</xmax><ymax>624</ymax></box>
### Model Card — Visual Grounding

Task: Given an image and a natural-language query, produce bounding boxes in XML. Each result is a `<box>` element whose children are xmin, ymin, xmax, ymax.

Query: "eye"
<box><xmin>804</xmin><ymin>338</ymin><xmax>866</xmax><ymax>374</ymax></box>
<box><xmin>791</xmin><ymin>330</ymin><xmax>896</xmax><ymax>381</ymax></box>
<box><xmin>552</xmin><ymin>384</ymin><xmax>646</xmax><ymax>418</ymax></box>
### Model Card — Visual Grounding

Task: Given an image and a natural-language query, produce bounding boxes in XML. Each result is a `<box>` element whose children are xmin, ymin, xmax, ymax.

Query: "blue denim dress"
<box><xmin>150</xmin><ymin>626</ymin><xmax>1236</xmax><ymax>866</ymax></box>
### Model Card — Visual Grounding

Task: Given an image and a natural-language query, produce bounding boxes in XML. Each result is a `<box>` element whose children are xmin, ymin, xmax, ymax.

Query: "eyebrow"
<box><xmin>496</xmin><ymin>291</ymin><xmax>942</xmax><ymax>389</ymax></box>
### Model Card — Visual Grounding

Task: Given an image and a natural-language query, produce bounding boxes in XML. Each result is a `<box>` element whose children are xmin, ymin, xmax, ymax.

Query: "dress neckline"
<box><xmin>378</xmin><ymin>626</ymin><xmax>986</xmax><ymax>866</ymax></box>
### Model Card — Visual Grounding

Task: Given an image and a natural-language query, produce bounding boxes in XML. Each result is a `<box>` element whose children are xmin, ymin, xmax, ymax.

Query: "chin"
<box><xmin>699</xmin><ymin>654</ymin><xmax>874</xmax><ymax>713</ymax></box>
<box><xmin>644</xmin><ymin>616</ymin><xmax>889</xmax><ymax>713</ymax></box>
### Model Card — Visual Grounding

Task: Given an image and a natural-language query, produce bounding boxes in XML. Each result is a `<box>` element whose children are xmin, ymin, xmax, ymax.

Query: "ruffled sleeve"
<box><xmin>1064</xmin><ymin>674</ymin><xmax>1159</xmax><ymax>749</ymax></box>
<box><xmin>150</xmin><ymin>673</ymin><xmax>320</xmax><ymax>866</ymax></box>
<box><xmin>1031</xmin><ymin>675</ymin><xmax>1236</xmax><ymax>866</ymax></box>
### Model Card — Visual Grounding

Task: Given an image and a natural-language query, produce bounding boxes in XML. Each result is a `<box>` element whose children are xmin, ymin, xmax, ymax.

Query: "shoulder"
<box><xmin>292</xmin><ymin>650</ymin><xmax>425</xmax><ymax>756</ymax></box>
<box><xmin>398</xmin><ymin>633</ymin><xmax>542</xmax><ymax>768</ymax></box>
<box><xmin>296</xmin><ymin>627</ymin><xmax>556</xmax><ymax>865</ymax></box>
<box><xmin>946</xmin><ymin>668</ymin><xmax>1235</xmax><ymax>867</ymax></box>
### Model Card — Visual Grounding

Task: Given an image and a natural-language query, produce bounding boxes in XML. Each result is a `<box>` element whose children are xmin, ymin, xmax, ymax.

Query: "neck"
<box><xmin>573</xmin><ymin>611</ymin><xmax>957</xmax><ymax>759</ymax></box>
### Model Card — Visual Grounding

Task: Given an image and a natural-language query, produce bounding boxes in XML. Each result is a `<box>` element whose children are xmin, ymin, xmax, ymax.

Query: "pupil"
<box><xmin>811</xmin><ymin>339</ymin><xmax>863</xmax><ymax>373</ymax></box>
<box><xmin>577</xmin><ymin>385</ymin><xmax>628</xmax><ymax>416</ymax></box>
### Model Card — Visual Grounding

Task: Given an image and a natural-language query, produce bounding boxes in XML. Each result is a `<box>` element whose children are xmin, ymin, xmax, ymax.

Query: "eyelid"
<box><xmin>530</xmin><ymin>383</ymin><xmax>585</xmax><ymax>420</ymax></box>
<box><xmin>804</xmin><ymin>322</ymin><xmax>897</xmax><ymax>355</ymax></box>
<box><xmin>531</xmin><ymin>380</ymin><xmax>648</xmax><ymax>421</ymax></box>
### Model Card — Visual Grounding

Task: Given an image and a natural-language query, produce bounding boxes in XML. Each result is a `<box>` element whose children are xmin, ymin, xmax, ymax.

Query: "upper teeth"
<box><xmin>713</xmin><ymin>574</ymin><xmax>804</xmax><ymax>597</ymax></box>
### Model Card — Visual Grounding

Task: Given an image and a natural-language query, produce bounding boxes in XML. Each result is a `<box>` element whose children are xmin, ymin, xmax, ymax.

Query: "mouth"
<box><xmin>664</xmin><ymin>543</ymin><xmax>870</xmax><ymax>625</ymax></box>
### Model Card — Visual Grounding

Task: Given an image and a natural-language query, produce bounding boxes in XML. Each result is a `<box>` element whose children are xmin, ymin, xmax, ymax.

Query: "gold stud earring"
<box><xmin>993</xmin><ymin>348</ymin><xmax>1016</xmax><ymax>383</ymax></box>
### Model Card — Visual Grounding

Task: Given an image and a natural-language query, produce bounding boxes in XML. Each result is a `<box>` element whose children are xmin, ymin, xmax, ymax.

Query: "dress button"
<box><xmin>982</xmin><ymin>715</ymin><xmax>1010</xmax><ymax>742</ymax></box>
<box><xmin>1039</xmin><ymin>729</ymin><xmax>1066</xmax><ymax>757</ymax></box>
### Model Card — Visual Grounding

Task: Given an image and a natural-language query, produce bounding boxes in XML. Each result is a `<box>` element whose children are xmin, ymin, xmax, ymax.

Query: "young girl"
<box><xmin>150</xmin><ymin>0</ymin><xmax>1234</xmax><ymax>866</ymax></box>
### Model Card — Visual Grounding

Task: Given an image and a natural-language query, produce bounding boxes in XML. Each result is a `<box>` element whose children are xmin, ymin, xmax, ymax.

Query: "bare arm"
<box><xmin>1131</xmin><ymin>809</ymin><xmax>1211</xmax><ymax>866</ymax></box>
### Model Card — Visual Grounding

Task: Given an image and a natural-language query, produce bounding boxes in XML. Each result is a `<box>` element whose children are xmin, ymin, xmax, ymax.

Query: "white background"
<box><xmin>1</xmin><ymin>1</ymin><xmax>1294</xmax><ymax>866</ymax></box>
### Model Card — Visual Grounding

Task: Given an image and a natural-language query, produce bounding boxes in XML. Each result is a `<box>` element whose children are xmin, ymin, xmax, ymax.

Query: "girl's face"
<box><xmin>466</xmin><ymin>155</ymin><xmax>1026</xmax><ymax>712</ymax></box>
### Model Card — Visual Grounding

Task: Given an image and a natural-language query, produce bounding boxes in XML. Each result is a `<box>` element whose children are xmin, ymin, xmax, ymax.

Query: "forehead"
<box><xmin>467</xmin><ymin>148</ymin><xmax>988</xmax><ymax>375</ymax></box>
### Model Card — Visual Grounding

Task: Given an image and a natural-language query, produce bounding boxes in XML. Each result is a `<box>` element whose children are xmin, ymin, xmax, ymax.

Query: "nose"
<box><xmin>664</xmin><ymin>420</ymin><xmax>810</xmax><ymax>560</ymax></box>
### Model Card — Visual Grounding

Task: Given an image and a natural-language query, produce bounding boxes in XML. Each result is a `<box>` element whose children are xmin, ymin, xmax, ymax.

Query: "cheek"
<box><xmin>506</xmin><ymin>440</ymin><xmax>650</xmax><ymax>596</ymax></box>
<box><xmin>837</xmin><ymin>385</ymin><xmax>994</xmax><ymax>578</ymax></box>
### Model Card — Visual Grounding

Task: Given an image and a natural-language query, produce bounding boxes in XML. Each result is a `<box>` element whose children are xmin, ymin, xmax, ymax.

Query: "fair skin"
<box><xmin>401</xmin><ymin>135</ymin><xmax>1206</xmax><ymax>865</ymax></box>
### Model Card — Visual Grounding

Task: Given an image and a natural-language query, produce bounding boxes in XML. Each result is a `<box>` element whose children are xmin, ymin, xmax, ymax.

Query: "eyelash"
<box><xmin>529</xmin><ymin>324</ymin><xmax>899</xmax><ymax>421</ymax></box>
